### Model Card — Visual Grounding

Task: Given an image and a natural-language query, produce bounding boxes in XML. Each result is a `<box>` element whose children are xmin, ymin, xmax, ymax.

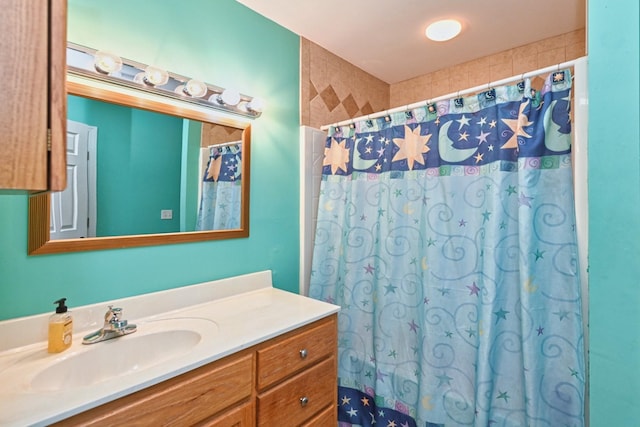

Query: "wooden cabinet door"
<box><xmin>48</xmin><ymin>0</ymin><xmax>68</xmax><ymax>191</ymax></box>
<box><xmin>0</xmin><ymin>0</ymin><xmax>66</xmax><ymax>191</ymax></box>
<box><xmin>53</xmin><ymin>354</ymin><xmax>254</xmax><ymax>427</ymax></box>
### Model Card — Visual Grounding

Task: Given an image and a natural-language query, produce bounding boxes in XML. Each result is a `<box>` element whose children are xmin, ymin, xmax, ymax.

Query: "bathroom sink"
<box><xmin>30</xmin><ymin>319</ymin><xmax>215</xmax><ymax>392</ymax></box>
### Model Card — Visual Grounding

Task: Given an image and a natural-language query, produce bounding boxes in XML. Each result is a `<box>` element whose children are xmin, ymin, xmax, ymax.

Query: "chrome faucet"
<box><xmin>82</xmin><ymin>305</ymin><xmax>137</xmax><ymax>344</ymax></box>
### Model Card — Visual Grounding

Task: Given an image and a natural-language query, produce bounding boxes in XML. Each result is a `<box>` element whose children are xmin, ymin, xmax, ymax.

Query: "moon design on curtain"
<box><xmin>437</xmin><ymin>120</ymin><xmax>477</xmax><ymax>163</ymax></box>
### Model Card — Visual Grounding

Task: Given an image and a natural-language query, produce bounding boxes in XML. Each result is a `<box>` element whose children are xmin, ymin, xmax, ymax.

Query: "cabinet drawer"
<box><xmin>55</xmin><ymin>353</ymin><xmax>253</xmax><ymax>426</ymax></box>
<box><xmin>257</xmin><ymin>316</ymin><xmax>336</xmax><ymax>390</ymax></box>
<box><xmin>257</xmin><ymin>356</ymin><xmax>336</xmax><ymax>427</ymax></box>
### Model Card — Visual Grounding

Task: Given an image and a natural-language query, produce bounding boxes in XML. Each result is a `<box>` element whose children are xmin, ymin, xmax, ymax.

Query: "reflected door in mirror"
<box><xmin>50</xmin><ymin>121</ymin><xmax>96</xmax><ymax>240</ymax></box>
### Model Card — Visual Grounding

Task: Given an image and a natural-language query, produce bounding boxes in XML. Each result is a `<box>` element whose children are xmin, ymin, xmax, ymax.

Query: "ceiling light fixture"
<box><xmin>425</xmin><ymin>19</ymin><xmax>462</xmax><ymax>42</ymax></box>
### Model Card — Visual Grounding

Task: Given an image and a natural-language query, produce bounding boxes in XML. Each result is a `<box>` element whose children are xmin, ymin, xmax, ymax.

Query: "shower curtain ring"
<box><xmin>365</xmin><ymin>114</ymin><xmax>373</xmax><ymax>128</ymax></box>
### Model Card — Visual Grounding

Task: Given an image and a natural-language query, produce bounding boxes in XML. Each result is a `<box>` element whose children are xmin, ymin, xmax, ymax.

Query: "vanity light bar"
<box><xmin>66</xmin><ymin>42</ymin><xmax>263</xmax><ymax>118</ymax></box>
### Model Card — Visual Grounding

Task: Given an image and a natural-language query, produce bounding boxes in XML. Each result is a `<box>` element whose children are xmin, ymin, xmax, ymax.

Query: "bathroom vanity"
<box><xmin>0</xmin><ymin>271</ymin><xmax>339</xmax><ymax>426</ymax></box>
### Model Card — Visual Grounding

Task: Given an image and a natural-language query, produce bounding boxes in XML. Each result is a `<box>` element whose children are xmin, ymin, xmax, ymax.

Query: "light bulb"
<box><xmin>425</xmin><ymin>19</ymin><xmax>462</xmax><ymax>42</ymax></box>
<box><xmin>247</xmin><ymin>97</ymin><xmax>265</xmax><ymax>113</ymax></box>
<box><xmin>218</xmin><ymin>88</ymin><xmax>241</xmax><ymax>106</ymax></box>
<box><xmin>143</xmin><ymin>66</ymin><xmax>169</xmax><ymax>86</ymax></box>
<box><xmin>94</xmin><ymin>51</ymin><xmax>123</xmax><ymax>74</ymax></box>
<box><xmin>183</xmin><ymin>79</ymin><xmax>208</xmax><ymax>98</ymax></box>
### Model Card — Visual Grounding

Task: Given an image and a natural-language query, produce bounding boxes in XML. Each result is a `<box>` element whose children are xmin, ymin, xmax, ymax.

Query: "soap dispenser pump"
<box><xmin>48</xmin><ymin>298</ymin><xmax>73</xmax><ymax>353</ymax></box>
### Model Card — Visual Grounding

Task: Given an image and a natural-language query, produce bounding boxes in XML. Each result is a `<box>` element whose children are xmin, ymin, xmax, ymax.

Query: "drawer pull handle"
<box><xmin>300</xmin><ymin>396</ymin><xmax>309</xmax><ymax>407</ymax></box>
<box><xmin>299</xmin><ymin>349</ymin><xmax>308</xmax><ymax>359</ymax></box>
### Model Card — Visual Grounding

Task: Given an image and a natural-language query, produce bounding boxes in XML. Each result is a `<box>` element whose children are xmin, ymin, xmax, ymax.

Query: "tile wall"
<box><xmin>390</xmin><ymin>28</ymin><xmax>586</xmax><ymax>107</ymax></box>
<box><xmin>300</xmin><ymin>38</ymin><xmax>389</xmax><ymax>129</ymax></box>
<box><xmin>201</xmin><ymin>123</ymin><xmax>244</xmax><ymax>147</ymax></box>
<box><xmin>301</xmin><ymin>28</ymin><xmax>586</xmax><ymax>128</ymax></box>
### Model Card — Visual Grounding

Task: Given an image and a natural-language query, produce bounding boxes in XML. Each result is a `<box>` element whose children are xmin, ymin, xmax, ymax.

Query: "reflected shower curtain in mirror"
<box><xmin>196</xmin><ymin>143</ymin><xmax>242</xmax><ymax>230</ymax></box>
<box><xmin>309</xmin><ymin>71</ymin><xmax>585</xmax><ymax>427</ymax></box>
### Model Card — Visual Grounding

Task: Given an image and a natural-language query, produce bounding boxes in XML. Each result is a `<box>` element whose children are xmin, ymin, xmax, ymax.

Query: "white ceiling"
<box><xmin>235</xmin><ymin>0</ymin><xmax>586</xmax><ymax>84</ymax></box>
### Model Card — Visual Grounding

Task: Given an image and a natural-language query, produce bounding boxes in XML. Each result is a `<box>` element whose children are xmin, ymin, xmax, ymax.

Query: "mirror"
<box><xmin>28</xmin><ymin>77</ymin><xmax>251</xmax><ymax>255</ymax></box>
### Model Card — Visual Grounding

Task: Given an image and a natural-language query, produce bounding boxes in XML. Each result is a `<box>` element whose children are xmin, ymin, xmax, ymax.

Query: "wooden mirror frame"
<box><xmin>28</xmin><ymin>76</ymin><xmax>250</xmax><ymax>255</ymax></box>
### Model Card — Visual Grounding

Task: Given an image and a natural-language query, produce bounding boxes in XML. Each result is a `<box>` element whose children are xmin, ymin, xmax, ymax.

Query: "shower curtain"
<box><xmin>309</xmin><ymin>70</ymin><xmax>585</xmax><ymax>426</ymax></box>
<box><xmin>196</xmin><ymin>143</ymin><xmax>242</xmax><ymax>230</ymax></box>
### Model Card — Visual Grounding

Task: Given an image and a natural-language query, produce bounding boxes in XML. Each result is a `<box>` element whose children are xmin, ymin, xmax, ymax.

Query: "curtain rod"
<box><xmin>207</xmin><ymin>140</ymin><xmax>242</xmax><ymax>149</ymax></box>
<box><xmin>320</xmin><ymin>56</ymin><xmax>586</xmax><ymax>131</ymax></box>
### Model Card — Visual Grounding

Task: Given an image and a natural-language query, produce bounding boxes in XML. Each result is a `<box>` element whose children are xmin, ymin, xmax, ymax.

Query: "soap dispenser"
<box><xmin>48</xmin><ymin>298</ymin><xmax>73</xmax><ymax>353</ymax></box>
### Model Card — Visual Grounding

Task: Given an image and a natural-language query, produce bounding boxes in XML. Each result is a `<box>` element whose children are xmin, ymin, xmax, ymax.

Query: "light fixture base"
<box><xmin>67</xmin><ymin>42</ymin><xmax>263</xmax><ymax>119</ymax></box>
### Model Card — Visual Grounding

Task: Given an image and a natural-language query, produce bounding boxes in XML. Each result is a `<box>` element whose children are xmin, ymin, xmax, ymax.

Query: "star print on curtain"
<box><xmin>196</xmin><ymin>143</ymin><xmax>242</xmax><ymax>230</ymax></box>
<box><xmin>310</xmin><ymin>70</ymin><xmax>585</xmax><ymax>427</ymax></box>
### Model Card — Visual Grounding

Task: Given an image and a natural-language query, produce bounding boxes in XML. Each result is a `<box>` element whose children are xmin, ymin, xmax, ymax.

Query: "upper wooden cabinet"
<box><xmin>0</xmin><ymin>0</ymin><xmax>66</xmax><ymax>191</ymax></box>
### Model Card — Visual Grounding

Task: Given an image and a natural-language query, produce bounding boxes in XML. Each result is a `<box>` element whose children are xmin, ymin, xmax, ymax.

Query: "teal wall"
<box><xmin>0</xmin><ymin>0</ymin><xmax>300</xmax><ymax>320</ymax></box>
<box><xmin>3</xmin><ymin>0</ymin><xmax>639</xmax><ymax>423</ymax></box>
<box><xmin>588</xmin><ymin>0</ymin><xmax>640</xmax><ymax>424</ymax></box>
<box><xmin>68</xmin><ymin>95</ymin><xmax>183</xmax><ymax>236</ymax></box>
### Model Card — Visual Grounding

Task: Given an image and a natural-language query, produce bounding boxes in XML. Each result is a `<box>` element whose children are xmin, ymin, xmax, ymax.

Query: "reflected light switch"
<box><xmin>160</xmin><ymin>209</ymin><xmax>173</xmax><ymax>220</ymax></box>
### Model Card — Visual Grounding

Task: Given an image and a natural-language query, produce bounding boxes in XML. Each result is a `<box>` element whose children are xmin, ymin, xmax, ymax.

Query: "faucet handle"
<box><xmin>105</xmin><ymin>305</ymin><xmax>122</xmax><ymax>322</ymax></box>
<box><xmin>104</xmin><ymin>306</ymin><xmax>128</xmax><ymax>329</ymax></box>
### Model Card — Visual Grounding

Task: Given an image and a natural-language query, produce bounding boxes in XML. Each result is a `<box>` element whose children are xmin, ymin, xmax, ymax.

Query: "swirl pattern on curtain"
<box><xmin>309</xmin><ymin>70</ymin><xmax>584</xmax><ymax>427</ymax></box>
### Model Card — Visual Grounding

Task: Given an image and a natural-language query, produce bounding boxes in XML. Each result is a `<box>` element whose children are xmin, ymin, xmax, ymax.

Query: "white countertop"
<box><xmin>0</xmin><ymin>271</ymin><xmax>339</xmax><ymax>426</ymax></box>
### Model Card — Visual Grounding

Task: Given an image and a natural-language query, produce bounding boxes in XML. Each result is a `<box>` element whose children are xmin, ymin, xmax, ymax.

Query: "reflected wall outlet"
<box><xmin>160</xmin><ymin>209</ymin><xmax>173</xmax><ymax>220</ymax></box>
